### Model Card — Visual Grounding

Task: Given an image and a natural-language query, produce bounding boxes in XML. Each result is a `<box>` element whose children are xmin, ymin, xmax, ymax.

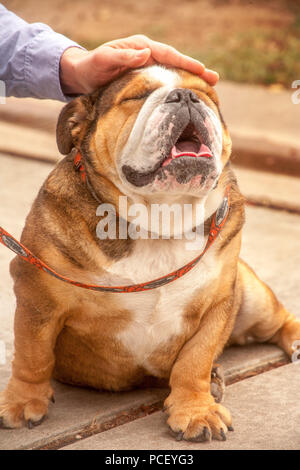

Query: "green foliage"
<box><xmin>191</xmin><ymin>28</ymin><xmax>300</xmax><ymax>88</ymax></box>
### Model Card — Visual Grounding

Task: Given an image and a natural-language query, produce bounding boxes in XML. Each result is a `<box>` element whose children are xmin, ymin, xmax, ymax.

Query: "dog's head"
<box><xmin>57</xmin><ymin>66</ymin><xmax>231</xmax><ymax>202</ymax></box>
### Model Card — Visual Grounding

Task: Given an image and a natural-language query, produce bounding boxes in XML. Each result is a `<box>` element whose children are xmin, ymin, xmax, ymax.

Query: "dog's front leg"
<box><xmin>164</xmin><ymin>297</ymin><xmax>234</xmax><ymax>442</ymax></box>
<box><xmin>0</xmin><ymin>292</ymin><xmax>63</xmax><ymax>429</ymax></box>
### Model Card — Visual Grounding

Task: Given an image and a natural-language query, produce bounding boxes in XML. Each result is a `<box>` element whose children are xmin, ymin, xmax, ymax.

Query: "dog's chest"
<box><xmin>97</xmin><ymin>240</ymin><xmax>221</xmax><ymax>374</ymax></box>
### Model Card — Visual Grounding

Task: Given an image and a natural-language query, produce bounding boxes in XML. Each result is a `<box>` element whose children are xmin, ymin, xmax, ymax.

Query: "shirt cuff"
<box><xmin>25</xmin><ymin>29</ymin><xmax>86</xmax><ymax>102</ymax></box>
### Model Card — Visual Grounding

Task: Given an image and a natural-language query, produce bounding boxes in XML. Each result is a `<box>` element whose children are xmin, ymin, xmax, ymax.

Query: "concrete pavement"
<box><xmin>0</xmin><ymin>152</ymin><xmax>299</xmax><ymax>450</ymax></box>
<box><xmin>216</xmin><ymin>81</ymin><xmax>300</xmax><ymax>176</ymax></box>
<box><xmin>64</xmin><ymin>364</ymin><xmax>300</xmax><ymax>451</ymax></box>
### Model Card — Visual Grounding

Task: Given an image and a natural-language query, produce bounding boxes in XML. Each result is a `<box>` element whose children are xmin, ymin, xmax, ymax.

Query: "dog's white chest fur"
<box><xmin>100</xmin><ymin>239</ymin><xmax>221</xmax><ymax>374</ymax></box>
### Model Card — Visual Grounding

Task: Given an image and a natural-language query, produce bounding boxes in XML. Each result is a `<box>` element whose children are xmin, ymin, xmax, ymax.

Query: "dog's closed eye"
<box><xmin>119</xmin><ymin>89</ymin><xmax>155</xmax><ymax>103</ymax></box>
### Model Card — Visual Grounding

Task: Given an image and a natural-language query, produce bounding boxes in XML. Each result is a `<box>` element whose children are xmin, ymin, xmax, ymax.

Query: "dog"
<box><xmin>1</xmin><ymin>65</ymin><xmax>299</xmax><ymax>442</ymax></box>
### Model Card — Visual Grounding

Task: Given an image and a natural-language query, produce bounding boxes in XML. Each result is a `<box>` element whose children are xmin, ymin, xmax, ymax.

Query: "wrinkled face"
<box><xmin>57</xmin><ymin>66</ymin><xmax>232</xmax><ymax>202</ymax></box>
<box><xmin>116</xmin><ymin>67</ymin><xmax>224</xmax><ymax>198</ymax></box>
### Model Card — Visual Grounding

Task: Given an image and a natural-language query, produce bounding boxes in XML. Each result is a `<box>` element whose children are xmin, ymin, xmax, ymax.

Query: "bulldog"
<box><xmin>1</xmin><ymin>65</ymin><xmax>299</xmax><ymax>442</ymax></box>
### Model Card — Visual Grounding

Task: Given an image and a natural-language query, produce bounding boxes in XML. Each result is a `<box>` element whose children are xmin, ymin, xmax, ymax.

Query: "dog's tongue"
<box><xmin>162</xmin><ymin>141</ymin><xmax>212</xmax><ymax>167</ymax></box>
<box><xmin>176</xmin><ymin>140</ymin><xmax>199</xmax><ymax>154</ymax></box>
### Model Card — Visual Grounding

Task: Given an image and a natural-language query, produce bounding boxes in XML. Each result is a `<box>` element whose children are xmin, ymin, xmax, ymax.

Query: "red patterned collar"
<box><xmin>0</xmin><ymin>184</ymin><xmax>230</xmax><ymax>293</ymax></box>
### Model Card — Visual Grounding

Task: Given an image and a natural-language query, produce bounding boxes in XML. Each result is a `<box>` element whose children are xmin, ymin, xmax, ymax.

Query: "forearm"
<box><xmin>0</xmin><ymin>4</ymin><xmax>84</xmax><ymax>101</ymax></box>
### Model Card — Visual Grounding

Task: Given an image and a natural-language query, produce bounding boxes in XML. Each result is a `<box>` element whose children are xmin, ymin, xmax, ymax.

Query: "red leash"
<box><xmin>0</xmin><ymin>153</ymin><xmax>230</xmax><ymax>293</ymax></box>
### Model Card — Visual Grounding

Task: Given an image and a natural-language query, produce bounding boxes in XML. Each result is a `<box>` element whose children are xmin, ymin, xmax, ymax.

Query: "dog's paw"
<box><xmin>164</xmin><ymin>391</ymin><xmax>233</xmax><ymax>442</ymax></box>
<box><xmin>0</xmin><ymin>379</ymin><xmax>54</xmax><ymax>429</ymax></box>
<box><xmin>210</xmin><ymin>364</ymin><xmax>225</xmax><ymax>403</ymax></box>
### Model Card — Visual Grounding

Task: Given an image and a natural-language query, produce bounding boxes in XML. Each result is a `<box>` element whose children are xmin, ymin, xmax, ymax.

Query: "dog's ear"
<box><xmin>56</xmin><ymin>94</ymin><xmax>97</xmax><ymax>155</ymax></box>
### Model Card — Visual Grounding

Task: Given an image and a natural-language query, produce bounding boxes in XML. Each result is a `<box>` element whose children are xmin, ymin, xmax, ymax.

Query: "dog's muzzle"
<box><xmin>121</xmin><ymin>88</ymin><xmax>222</xmax><ymax>189</ymax></box>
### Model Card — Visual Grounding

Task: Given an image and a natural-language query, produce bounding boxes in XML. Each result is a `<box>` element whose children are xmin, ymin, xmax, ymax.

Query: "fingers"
<box><xmin>93</xmin><ymin>46</ymin><xmax>151</xmax><ymax>69</ymax></box>
<box><xmin>62</xmin><ymin>39</ymin><xmax>217</xmax><ymax>95</ymax></box>
<box><xmin>201</xmin><ymin>68</ymin><xmax>219</xmax><ymax>86</ymax></box>
<box><xmin>148</xmin><ymin>41</ymin><xmax>205</xmax><ymax>74</ymax></box>
<box><xmin>103</xmin><ymin>34</ymin><xmax>152</xmax><ymax>50</ymax></box>
<box><xmin>102</xmin><ymin>35</ymin><xmax>219</xmax><ymax>85</ymax></box>
<box><xmin>146</xmin><ymin>40</ymin><xmax>219</xmax><ymax>85</ymax></box>
<box><xmin>110</xmin><ymin>47</ymin><xmax>152</xmax><ymax>67</ymax></box>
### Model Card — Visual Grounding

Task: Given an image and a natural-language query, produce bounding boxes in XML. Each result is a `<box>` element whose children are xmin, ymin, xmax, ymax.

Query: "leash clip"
<box><xmin>74</xmin><ymin>152</ymin><xmax>86</xmax><ymax>183</ymax></box>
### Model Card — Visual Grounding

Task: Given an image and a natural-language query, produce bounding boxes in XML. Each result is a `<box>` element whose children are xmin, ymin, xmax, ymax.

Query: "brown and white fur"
<box><xmin>0</xmin><ymin>66</ymin><xmax>299</xmax><ymax>442</ymax></box>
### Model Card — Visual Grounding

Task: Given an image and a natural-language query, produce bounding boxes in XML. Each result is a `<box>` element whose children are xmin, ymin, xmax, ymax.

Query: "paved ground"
<box><xmin>0</xmin><ymin>151</ymin><xmax>299</xmax><ymax>450</ymax></box>
<box><xmin>215</xmin><ymin>81</ymin><xmax>300</xmax><ymax>149</ymax></box>
<box><xmin>64</xmin><ymin>364</ymin><xmax>300</xmax><ymax>451</ymax></box>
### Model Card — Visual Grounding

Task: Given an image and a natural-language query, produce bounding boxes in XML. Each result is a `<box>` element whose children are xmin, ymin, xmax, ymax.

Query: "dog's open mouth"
<box><xmin>161</xmin><ymin>122</ymin><xmax>212</xmax><ymax>168</ymax></box>
<box><xmin>121</xmin><ymin>121</ymin><xmax>215</xmax><ymax>188</ymax></box>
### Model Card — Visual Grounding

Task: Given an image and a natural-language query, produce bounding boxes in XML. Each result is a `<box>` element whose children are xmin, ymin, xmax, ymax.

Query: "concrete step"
<box><xmin>216</xmin><ymin>81</ymin><xmax>300</xmax><ymax>176</ymax></box>
<box><xmin>63</xmin><ymin>363</ymin><xmax>300</xmax><ymax>450</ymax></box>
<box><xmin>0</xmin><ymin>121</ymin><xmax>58</xmax><ymax>163</ymax></box>
<box><xmin>234</xmin><ymin>166</ymin><xmax>300</xmax><ymax>214</ymax></box>
<box><xmin>0</xmin><ymin>97</ymin><xmax>62</xmax><ymax>134</ymax></box>
<box><xmin>0</xmin><ymin>345</ymin><xmax>287</xmax><ymax>450</ymax></box>
<box><xmin>216</xmin><ymin>82</ymin><xmax>300</xmax><ymax>149</ymax></box>
<box><xmin>0</xmin><ymin>152</ymin><xmax>299</xmax><ymax>450</ymax></box>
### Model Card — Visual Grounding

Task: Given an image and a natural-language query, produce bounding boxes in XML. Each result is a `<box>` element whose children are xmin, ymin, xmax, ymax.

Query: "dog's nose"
<box><xmin>165</xmin><ymin>88</ymin><xmax>200</xmax><ymax>104</ymax></box>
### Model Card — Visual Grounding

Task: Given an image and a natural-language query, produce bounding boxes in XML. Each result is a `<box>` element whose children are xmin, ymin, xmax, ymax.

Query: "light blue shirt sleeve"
<box><xmin>0</xmin><ymin>4</ymin><xmax>85</xmax><ymax>101</ymax></box>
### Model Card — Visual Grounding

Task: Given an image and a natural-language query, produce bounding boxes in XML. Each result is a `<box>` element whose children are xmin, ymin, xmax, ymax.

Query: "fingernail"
<box><xmin>207</xmin><ymin>68</ymin><xmax>219</xmax><ymax>78</ymax></box>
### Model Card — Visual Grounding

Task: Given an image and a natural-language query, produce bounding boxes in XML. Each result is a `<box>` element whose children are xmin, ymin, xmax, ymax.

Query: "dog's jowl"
<box><xmin>1</xmin><ymin>66</ymin><xmax>299</xmax><ymax>442</ymax></box>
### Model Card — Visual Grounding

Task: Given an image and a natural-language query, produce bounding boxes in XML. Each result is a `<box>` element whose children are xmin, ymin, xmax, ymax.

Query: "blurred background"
<box><xmin>3</xmin><ymin>0</ymin><xmax>300</xmax><ymax>88</ymax></box>
<box><xmin>0</xmin><ymin>0</ymin><xmax>300</xmax><ymax>203</ymax></box>
<box><xmin>0</xmin><ymin>1</ymin><xmax>300</xmax><ymax>452</ymax></box>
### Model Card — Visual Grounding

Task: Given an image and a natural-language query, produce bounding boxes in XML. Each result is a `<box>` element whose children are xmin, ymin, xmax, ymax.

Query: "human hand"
<box><xmin>60</xmin><ymin>34</ymin><xmax>219</xmax><ymax>95</ymax></box>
